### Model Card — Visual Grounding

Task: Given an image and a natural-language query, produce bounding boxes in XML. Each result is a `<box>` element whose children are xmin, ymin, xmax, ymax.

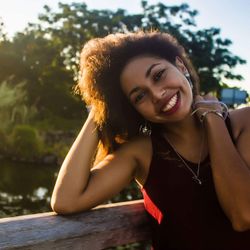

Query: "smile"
<box><xmin>160</xmin><ymin>91</ymin><xmax>180</xmax><ymax>115</ymax></box>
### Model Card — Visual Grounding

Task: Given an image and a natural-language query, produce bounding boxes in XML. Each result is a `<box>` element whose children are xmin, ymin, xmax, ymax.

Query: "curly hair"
<box><xmin>77</xmin><ymin>31</ymin><xmax>199</xmax><ymax>162</ymax></box>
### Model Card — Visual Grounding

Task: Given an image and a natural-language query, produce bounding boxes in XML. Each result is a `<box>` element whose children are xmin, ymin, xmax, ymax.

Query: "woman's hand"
<box><xmin>192</xmin><ymin>93</ymin><xmax>226</xmax><ymax>122</ymax></box>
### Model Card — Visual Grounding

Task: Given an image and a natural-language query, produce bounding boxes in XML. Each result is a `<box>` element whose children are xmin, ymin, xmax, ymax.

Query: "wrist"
<box><xmin>202</xmin><ymin>112</ymin><xmax>226</xmax><ymax>128</ymax></box>
<box><xmin>192</xmin><ymin>100</ymin><xmax>229</xmax><ymax>123</ymax></box>
<box><xmin>200</xmin><ymin>110</ymin><xmax>224</xmax><ymax>123</ymax></box>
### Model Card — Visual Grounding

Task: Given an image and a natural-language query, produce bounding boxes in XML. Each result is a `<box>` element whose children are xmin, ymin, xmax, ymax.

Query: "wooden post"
<box><xmin>0</xmin><ymin>200</ymin><xmax>151</xmax><ymax>249</ymax></box>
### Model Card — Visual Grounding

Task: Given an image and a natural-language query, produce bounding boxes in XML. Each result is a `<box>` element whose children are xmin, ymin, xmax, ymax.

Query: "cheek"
<box><xmin>135</xmin><ymin>103</ymin><xmax>155</xmax><ymax>119</ymax></box>
<box><xmin>178</xmin><ymin>76</ymin><xmax>193</xmax><ymax>96</ymax></box>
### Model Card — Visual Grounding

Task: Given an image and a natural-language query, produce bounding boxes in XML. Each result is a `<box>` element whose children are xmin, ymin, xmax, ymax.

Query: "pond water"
<box><xmin>0</xmin><ymin>159</ymin><xmax>59</xmax><ymax>218</ymax></box>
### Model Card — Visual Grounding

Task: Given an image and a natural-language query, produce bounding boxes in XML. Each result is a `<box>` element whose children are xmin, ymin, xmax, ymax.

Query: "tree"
<box><xmin>0</xmin><ymin>1</ymin><xmax>246</xmax><ymax>128</ymax></box>
<box><xmin>33</xmin><ymin>1</ymin><xmax>246</xmax><ymax>93</ymax></box>
<box><xmin>0</xmin><ymin>21</ymin><xmax>84</xmax><ymax>121</ymax></box>
<box><xmin>0</xmin><ymin>17</ymin><xmax>7</xmax><ymax>42</ymax></box>
<box><xmin>0</xmin><ymin>80</ymin><xmax>36</xmax><ymax>131</ymax></box>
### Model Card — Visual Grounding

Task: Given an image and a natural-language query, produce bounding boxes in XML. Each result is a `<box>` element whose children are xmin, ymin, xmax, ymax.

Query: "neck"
<box><xmin>161</xmin><ymin>113</ymin><xmax>208</xmax><ymax>164</ymax></box>
<box><xmin>161</xmin><ymin>113</ymin><xmax>203</xmax><ymax>142</ymax></box>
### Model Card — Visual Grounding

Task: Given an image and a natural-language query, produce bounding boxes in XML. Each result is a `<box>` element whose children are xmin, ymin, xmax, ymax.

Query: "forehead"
<box><xmin>122</xmin><ymin>55</ymin><xmax>164</xmax><ymax>74</ymax></box>
<box><xmin>120</xmin><ymin>55</ymin><xmax>171</xmax><ymax>92</ymax></box>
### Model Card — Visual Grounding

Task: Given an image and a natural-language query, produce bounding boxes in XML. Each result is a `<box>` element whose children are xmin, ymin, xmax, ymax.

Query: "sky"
<box><xmin>0</xmin><ymin>0</ymin><xmax>249</xmax><ymax>92</ymax></box>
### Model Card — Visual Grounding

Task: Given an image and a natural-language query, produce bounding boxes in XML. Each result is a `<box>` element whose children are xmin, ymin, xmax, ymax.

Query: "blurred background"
<box><xmin>0</xmin><ymin>0</ymin><xmax>249</xmax><ymax>219</ymax></box>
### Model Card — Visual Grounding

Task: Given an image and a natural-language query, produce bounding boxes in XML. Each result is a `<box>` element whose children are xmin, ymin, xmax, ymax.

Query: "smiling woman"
<box><xmin>51</xmin><ymin>31</ymin><xmax>250</xmax><ymax>250</ymax></box>
<box><xmin>120</xmin><ymin>56</ymin><xmax>193</xmax><ymax>123</ymax></box>
<box><xmin>77</xmin><ymin>32</ymin><xmax>199</xmax><ymax>158</ymax></box>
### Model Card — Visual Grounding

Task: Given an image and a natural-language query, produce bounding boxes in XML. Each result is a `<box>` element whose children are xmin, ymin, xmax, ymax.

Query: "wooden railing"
<box><xmin>0</xmin><ymin>200</ymin><xmax>151</xmax><ymax>249</ymax></box>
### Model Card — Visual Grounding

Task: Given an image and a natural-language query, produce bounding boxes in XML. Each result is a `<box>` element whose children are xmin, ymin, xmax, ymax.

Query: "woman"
<box><xmin>51</xmin><ymin>31</ymin><xmax>250</xmax><ymax>249</ymax></box>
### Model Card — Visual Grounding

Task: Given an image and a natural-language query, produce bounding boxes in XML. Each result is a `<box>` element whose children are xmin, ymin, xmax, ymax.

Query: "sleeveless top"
<box><xmin>141</xmin><ymin>117</ymin><xmax>250</xmax><ymax>250</ymax></box>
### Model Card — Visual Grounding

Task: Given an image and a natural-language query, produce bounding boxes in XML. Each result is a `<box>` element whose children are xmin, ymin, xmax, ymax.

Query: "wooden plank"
<box><xmin>0</xmin><ymin>200</ymin><xmax>151</xmax><ymax>249</ymax></box>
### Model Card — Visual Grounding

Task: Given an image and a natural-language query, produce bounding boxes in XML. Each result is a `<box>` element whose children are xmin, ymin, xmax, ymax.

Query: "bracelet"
<box><xmin>199</xmin><ymin>110</ymin><xmax>224</xmax><ymax>123</ymax></box>
<box><xmin>194</xmin><ymin>100</ymin><xmax>229</xmax><ymax>119</ymax></box>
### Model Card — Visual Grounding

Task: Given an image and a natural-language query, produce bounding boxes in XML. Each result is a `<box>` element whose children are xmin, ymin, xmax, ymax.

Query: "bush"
<box><xmin>32</xmin><ymin>115</ymin><xmax>84</xmax><ymax>132</ymax></box>
<box><xmin>0</xmin><ymin>129</ymin><xmax>10</xmax><ymax>155</ymax></box>
<box><xmin>10</xmin><ymin>125</ymin><xmax>43</xmax><ymax>160</ymax></box>
<box><xmin>50</xmin><ymin>142</ymin><xmax>70</xmax><ymax>165</ymax></box>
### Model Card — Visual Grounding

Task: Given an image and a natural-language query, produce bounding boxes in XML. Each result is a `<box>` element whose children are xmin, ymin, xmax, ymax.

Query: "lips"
<box><xmin>161</xmin><ymin>93</ymin><xmax>178</xmax><ymax>112</ymax></box>
<box><xmin>159</xmin><ymin>91</ymin><xmax>180</xmax><ymax>115</ymax></box>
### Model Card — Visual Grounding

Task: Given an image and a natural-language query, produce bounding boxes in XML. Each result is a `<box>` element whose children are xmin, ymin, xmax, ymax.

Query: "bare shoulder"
<box><xmin>229</xmin><ymin>107</ymin><xmax>250</xmax><ymax>140</ymax></box>
<box><xmin>126</xmin><ymin>135</ymin><xmax>152</xmax><ymax>158</ymax></box>
<box><xmin>119</xmin><ymin>135</ymin><xmax>153</xmax><ymax>187</ymax></box>
<box><xmin>122</xmin><ymin>135</ymin><xmax>152</xmax><ymax>168</ymax></box>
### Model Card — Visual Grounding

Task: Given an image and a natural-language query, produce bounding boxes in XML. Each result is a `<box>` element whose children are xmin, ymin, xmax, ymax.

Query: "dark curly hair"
<box><xmin>77</xmin><ymin>31</ymin><xmax>199</xmax><ymax>162</ymax></box>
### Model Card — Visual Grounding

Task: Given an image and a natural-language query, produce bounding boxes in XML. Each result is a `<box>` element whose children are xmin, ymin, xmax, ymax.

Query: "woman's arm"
<box><xmin>199</xmin><ymin>100</ymin><xmax>250</xmax><ymax>232</ymax></box>
<box><xmin>51</xmin><ymin>112</ymin><xmax>98</xmax><ymax>213</ymax></box>
<box><xmin>51</xmin><ymin>112</ymin><xmax>148</xmax><ymax>214</ymax></box>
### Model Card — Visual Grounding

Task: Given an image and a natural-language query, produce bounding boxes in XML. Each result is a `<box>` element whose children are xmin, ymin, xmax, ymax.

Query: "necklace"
<box><xmin>164</xmin><ymin>128</ymin><xmax>205</xmax><ymax>185</ymax></box>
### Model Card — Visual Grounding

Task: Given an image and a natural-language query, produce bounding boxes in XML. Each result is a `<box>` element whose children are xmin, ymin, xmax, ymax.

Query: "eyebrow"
<box><xmin>145</xmin><ymin>63</ymin><xmax>161</xmax><ymax>78</ymax></box>
<box><xmin>128</xmin><ymin>63</ymin><xmax>161</xmax><ymax>98</ymax></box>
<box><xmin>128</xmin><ymin>86</ymin><xmax>140</xmax><ymax>99</ymax></box>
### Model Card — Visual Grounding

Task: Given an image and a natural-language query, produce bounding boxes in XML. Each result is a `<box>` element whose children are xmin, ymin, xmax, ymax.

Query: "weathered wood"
<box><xmin>0</xmin><ymin>200</ymin><xmax>151</xmax><ymax>249</ymax></box>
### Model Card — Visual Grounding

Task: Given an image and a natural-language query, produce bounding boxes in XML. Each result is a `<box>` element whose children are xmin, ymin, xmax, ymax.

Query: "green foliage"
<box><xmin>0</xmin><ymin>129</ymin><xmax>9</xmax><ymax>155</ymax></box>
<box><xmin>0</xmin><ymin>28</ymin><xmax>83</xmax><ymax>119</ymax></box>
<box><xmin>0</xmin><ymin>80</ymin><xmax>37</xmax><ymax>131</ymax></box>
<box><xmin>0</xmin><ymin>18</ymin><xmax>7</xmax><ymax>42</ymax></box>
<box><xmin>182</xmin><ymin>28</ymin><xmax>246</xmax><ymax>92</ymax></box>
<box><xmin>10</xmin><ymin>125</ymin><xmax>43</xmax><ymax>160</ymax></box>
<box><xmin>51</xmin><ymin>142</ymin><xmax>70</xmax><ymax>164</ymax></box>
<box><xmin>0</xmin><ymin>80</ymin><xmax>26</xmax><ymax>110</ymax></box>
<box><xmin>110</xmin><ymin>181</ymin><xmax>142</xmax><ymax>203</ymax></box>
<box><xmin>44</xmin><ymin>141</ymin><xmax>70</xmax><ymax>165</ymax></box>
<box><xmin>31</xmin><ymin>115</ymin><xmax>85</xmax><ymax>132</ymax></box>
<box><xmin>0</xmin><ymin>80</ymin><xmax>26</xmax><ymax>108</ymax></box>
<box><xmin>0</xmin><ymin>1</ymin><xmax>246</xmax><ymax>123</ymax></box>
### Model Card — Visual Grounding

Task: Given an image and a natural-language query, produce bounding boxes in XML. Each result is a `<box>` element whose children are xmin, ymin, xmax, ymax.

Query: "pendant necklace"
<box><xmin>164</xmin><ymin>128</ymin><xmax>205</xmax><ymax>185</ymax></box>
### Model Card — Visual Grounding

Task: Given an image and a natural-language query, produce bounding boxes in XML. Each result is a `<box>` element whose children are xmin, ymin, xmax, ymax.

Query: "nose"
<box><xmin>151</xmin><ymin>88</ymin><xmax>167</xmax><ymax>103</ymax></box>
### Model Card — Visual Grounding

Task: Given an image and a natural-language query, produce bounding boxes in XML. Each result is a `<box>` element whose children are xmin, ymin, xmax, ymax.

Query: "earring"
<box><xmin>139</xmin><ymin>121</ymin><xmax>152</xmax><ymax>136</ymax></box>
<box><xmin>184</xmin><ymin>72</ymin><xmax>193</xmax><ymax>89</ymax></box>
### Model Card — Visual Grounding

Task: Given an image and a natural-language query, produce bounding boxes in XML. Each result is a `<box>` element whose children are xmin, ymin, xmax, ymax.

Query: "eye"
<box><xmin>134</xmin><ymin>91</ymin><xmax>146</xmax><ymax>104</ymax></box>
<box><xmin>153</xmin><ymin>69</ymin><xmax>166</xmax><ymax>82</ymax></box>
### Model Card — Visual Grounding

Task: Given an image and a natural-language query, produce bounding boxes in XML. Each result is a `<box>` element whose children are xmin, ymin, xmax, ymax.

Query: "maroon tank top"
<box><xmin>141</xmin><ymin>117</ymin><xmax>250</xmax><ymax>250</ymax></box>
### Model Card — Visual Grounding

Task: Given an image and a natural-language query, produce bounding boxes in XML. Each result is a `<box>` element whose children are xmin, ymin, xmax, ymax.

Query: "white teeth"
<box><xmin>162</xmin><ymin>94</ymin><xmax>178</xmax><ymax>112</ymax></box>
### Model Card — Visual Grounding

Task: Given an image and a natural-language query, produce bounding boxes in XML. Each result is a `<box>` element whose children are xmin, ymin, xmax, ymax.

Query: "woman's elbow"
<box><xmin>50</xmin><ymin>197</ymin><xmax>75</xmax><ymax>215</ymax></box>
<box><xmin>50</xmin><ymin>196</ymin><xmax>91</xmax><ymax>215</ymax></box>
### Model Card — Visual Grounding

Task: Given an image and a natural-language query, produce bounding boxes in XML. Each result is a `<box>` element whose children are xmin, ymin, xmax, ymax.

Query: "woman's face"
<box><xmin>120</xmin><ymin>55</ymin><xmax>193</xmax><ymax>124</ymax></box>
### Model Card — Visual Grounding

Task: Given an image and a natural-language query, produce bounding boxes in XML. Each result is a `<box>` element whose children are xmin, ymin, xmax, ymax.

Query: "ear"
<box><xmin>175</xmin><ymin>56</ymin><xmax>188</xmax><ymax>74</ymax></box>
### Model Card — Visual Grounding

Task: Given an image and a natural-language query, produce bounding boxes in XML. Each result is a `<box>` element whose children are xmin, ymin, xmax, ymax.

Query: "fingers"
<box><xmin>194</xmin><ymin>95</ymin><xmax>203</xmax><ymax>103</ymax></box>
<box><xmin>194</xmin><ymin>92</ymin><xmax>218</xmax><ymax>105</ymax></box>
<box><xmin>203</xmin><ymin>92</ymin><xmax>218</xmax><ymax>101</ymax></box>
